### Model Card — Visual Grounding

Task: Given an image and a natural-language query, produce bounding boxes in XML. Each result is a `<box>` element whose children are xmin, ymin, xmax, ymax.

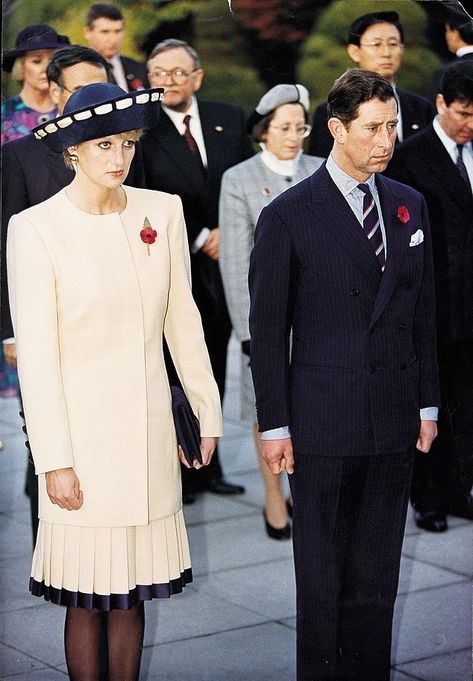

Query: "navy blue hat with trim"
<box><xmin>32</xmin><ymin>83</ymin><xmax>164</xmax><ymax>152</ymax></box>
<box><xmin>2</xmin><ymin>24</ymin><xmax>70</xmax><ymax>72</ymax></box>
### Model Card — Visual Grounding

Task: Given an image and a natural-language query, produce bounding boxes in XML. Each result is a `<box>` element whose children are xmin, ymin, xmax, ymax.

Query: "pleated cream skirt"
<box><xmin>30</xmin><ymin>509</ymin><xmax>192</xmax><ymax>610</ymax></box>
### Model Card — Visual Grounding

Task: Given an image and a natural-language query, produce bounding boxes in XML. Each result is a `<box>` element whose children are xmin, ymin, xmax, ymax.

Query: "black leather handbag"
<box><xmin>170</xmin><ymin>385</ymin><xmax>202</xmax><ymax>467</ymax></box>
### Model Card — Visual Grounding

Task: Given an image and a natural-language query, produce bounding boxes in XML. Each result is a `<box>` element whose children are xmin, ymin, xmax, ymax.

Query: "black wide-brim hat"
<box><xmin>32</xmin><ymin>83</ymin><xmax>164</xmax><ymax>152</ymax></box>
<box><xmin>2</xmin><ymin>23</ymin><xmax>70</xmax><ymax>72</ymax></box>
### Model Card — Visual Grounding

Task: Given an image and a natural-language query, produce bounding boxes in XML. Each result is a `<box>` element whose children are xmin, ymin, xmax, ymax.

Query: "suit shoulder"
<box><xmin>267</xmin><ymin>173</ymin><xmax>313</xmax><ymax>213</ymax></box>
<box><xmin>198</xmin><ymin>99</ymin><xmax>245</xmax><ymax>117</ymax></box>
<box><xmin>222</xmin><ymin>155</ymin><xmax>261</xmax><ymax>179</ymax></box>
<box><xmin>380</xmin><ymin>174</ymin><xmax>425</xmax><ymax>203</ymax></box>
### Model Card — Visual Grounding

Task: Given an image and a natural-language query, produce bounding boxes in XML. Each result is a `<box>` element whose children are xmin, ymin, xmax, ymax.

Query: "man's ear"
<box><xmin>192</xmin><ymin>68</ymin><xmax>204</xmax><ymax>93</ymax></box>
<box><xmin>49</xmin><ymin>81</ymin><xmax>61</xmax><ymax>106</ymax></box>
<box><xmin>347</xmin><ymin>44</ymin><xmax>361</xmax><ymax>65</ymax></box>
<box><xmin>436</xmin><ymin>93</ymin><xmax>446</xmax><ymax>116</ymax></box>
<box><xmin>328</xmin><ymin>117</ymin><xmax>347</xmax><ymax>144</ymax></box>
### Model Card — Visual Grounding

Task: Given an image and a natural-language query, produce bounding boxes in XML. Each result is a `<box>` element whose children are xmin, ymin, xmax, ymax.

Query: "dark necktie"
<box><xmin>358</xmin><ymin>183</ymin><xmax>386</xmax><ymax>271</ymax></box>
<box><xmin>456</xmin><ymin>144</ymin><xmax>470</xmax><ymax>187</ymax></box>
<box><xmin>183</xmin><ymin>114</ymin><xmax>203</xmax><ymax>166</ymax></box>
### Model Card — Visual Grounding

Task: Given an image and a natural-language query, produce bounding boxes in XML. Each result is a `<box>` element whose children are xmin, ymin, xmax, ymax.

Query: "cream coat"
<box><xmin>7</xmin><ymin>186</ymin><xmax>222</xmax><ymax>528</ymax></box>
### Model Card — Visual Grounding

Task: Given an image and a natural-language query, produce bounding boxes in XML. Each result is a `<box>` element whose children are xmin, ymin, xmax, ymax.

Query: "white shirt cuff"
<box><xmin>420</xmin><ymin>407</ymin><xmax>438</xmax><ymax>421</ymax></box>
<box><xmin>2</xmin><ymin>338</ymin><xmax>15</xmax><ymax>345</ymax></box>
<box><xmin>191</xmin><ymin>227</ymin><xmax>210</xmax><ymax>254</ymax></box>
<box><xmin>261</xmin><ymin>426</ymin><xmax>291</xmax><ymax>440</ymax></box>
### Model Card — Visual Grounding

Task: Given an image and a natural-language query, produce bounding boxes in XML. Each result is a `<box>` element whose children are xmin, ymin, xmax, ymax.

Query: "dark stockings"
<box><xmin>65</xmin><ymin>603</ymin><xmax>145</xmax><ymax>681</ymax></box>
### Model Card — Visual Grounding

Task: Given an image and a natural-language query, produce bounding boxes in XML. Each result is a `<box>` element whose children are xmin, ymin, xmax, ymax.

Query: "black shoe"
<box><xmin>182</xmin><ymin>489</ymin><xmax>197</xmax><ymax>505</ymax></box>
<box><xmin>449</xmin><ymin>495</ymin><xmax>473</xmax><ymax>520</ymax></box>
<box><xmin>205</xmin><ymin>478</ymin><xmax>245</xmax><ymax>495</ymax></box>
<box><xmin>415</xmin><ymin>510</ymin><xmax>448</xmax><ymax>532</ymax></box>
<box><xmin>263</xmin><ymin>510</ymin><xmax>291</xmax><ymax>540</ymax></box>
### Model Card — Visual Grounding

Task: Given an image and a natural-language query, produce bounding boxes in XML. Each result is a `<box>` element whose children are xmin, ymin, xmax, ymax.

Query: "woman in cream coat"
<box><xmin>219</xmin><ymin>84</ymin><xmax>323</xmax><ymax>540</ymax></box>
<box><xmin>7</xmin><ymin>83</ymin><xmax>222</xmax><ymax>681</ymax></box>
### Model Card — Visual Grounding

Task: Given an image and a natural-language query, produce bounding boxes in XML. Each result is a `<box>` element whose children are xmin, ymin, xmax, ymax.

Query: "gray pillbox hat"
<box><xmin>247</xmin><ymin>83</ymin><xmax>310</xmax><ymax>135</ymax></box>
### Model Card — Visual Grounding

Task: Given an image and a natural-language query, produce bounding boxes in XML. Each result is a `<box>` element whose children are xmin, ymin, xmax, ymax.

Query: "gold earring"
<box><xmin>70</xmin><ymin>154</ymin><xmax>79</xmax><ymax>163</ymax></box>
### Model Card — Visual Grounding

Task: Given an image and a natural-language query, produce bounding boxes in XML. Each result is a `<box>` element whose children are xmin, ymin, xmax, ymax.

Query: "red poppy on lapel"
<box><xmin>397</xmin><ymin>205</ymin><xmax>410</xmax><ymax>224</ymax></box>
<box><xmin>129</xmin><ymin>77</ymin><xmax>144</xmax><ymax>91</ymax></box>
<box><xmin>140</xmin><ymin>217</ymin><xmax>157</xmax><ymax>255</ymax></box>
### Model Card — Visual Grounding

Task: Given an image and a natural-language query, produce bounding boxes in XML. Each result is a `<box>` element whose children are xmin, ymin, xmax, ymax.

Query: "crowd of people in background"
<box><xmin>1</xmin><ymin>3</ymin><xmax>472</xmax><ymax>681</ymax></box>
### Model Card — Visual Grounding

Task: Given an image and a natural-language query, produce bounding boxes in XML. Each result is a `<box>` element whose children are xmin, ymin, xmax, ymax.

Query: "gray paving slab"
<box><xmin>392</xmin><ymin>582</ymin><xmax>472</xmax><ymax>665</ymax></box>
<box><xmin>140</xmin><ymin>622</ymin><xmax>296</xmax><ymax>681</ymax></box>
<box><xmin>1</xmin><ymin>667</ymin><xmax>67</xmax><ymax>680</ymax></box>
<box><xmin>0</xmin><ymin>603</ymin><xmax>66</xmax><ymax>667</ymax></box>
<box><xmin>397</xmin><ymin>555</ymin><xmax>469</xmax><ymax>595</ymax></box>
<box><xmin>0</xmin><ymin>641</ymin><xmax>48</xmax><ymax>677</ymax></box>
<box><xmin>142</xmin><ymin>585</ymin><xmax>268</xmax><ymax>647</ymax></box>
<box><xmin>0</xmin><ymin>516</ymin><xmax>31</xmax><ymax>560</ymax></box>
<box><xmin>183</xmin><ymin>492</ymin><xmax>256</xmax><ymax>528</ymax></box>
<box><xmin>402</xmin><ymin>524</ymin><xmax>473</xmax><ymax>576</ymax></box>
<box><xmin>194</xmin><ymin>558</ymin><xmax>296</xmax><ymax>620</ymax></box>
<box><xmin>396</xmin><ymin>648</ymin><xmax>472</xmax><ymax>681</ymax></box>
<box><xmin>0</xmin><ymin>553</ymin><xmax>34</xmax><ymax>614</ymax></box>
<box><xmin>186</xmin><ymin>513</ymin><xmax>293</xmax><ymax>577</ymax></box>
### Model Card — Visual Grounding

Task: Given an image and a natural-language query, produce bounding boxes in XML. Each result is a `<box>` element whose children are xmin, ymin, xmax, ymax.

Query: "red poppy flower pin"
<box><xmin>397</xmin><ymin>205</ymin><xmax>410</xmax><ymax>224</ymax></box>
<box><xmin>140</xmin><ymin>217</ymin><xmax>157</xmax><ymax>255</ymax></box>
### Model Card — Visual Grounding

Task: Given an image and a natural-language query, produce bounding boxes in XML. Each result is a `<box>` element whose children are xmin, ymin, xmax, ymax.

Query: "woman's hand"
<box><xmin>178</xmin><ymin>437</ymin><xmax>218</xmax><ymax>469</ymax></box>
<box><xmin>45</xmin><ymin>467</ymin><xmax>83</xmax><ymax>511</ymax></box>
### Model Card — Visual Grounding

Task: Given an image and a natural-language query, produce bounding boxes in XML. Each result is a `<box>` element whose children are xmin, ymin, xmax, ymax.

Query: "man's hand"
<box><xmin>178</xmin><ymin>436</ymin><xmax>218</xmax><ymax>469</ymax></box>
<box><xmin>3</xmin><ymin>342</ymin><xmax>17</xmax><ymax>368</ymax></box>
<box><xmin>201</xmin><ymin>228</ymin><xmax>220</xmax><ymax>260</ymax></box>
<box><xmin>416</xmin><ymin>419</ymin><xmax>438</xmax><ymax>453</ymax></box>
<box><xmin>45</xmin><ymin>467</ymin><xmax>83</xmax><ymax>511</ymax></box>
<box><xmin>260</xmin><ymin>438</ymin><xmax>294</xmax><ymax>475</ymax></box>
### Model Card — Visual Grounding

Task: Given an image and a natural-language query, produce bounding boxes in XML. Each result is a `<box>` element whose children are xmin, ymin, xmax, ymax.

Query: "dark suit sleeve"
<box><xmin>414</xmin><ymin>197</ymin><xmax>440</xmax><ymax>409</ymax></box>
<box><xmin>307</xmin><ymin>102</ymin><xmax>333</xmax><ymax>158</ymax></box>
<box><xmin>126</xmin><ymin>140</ymin><xmax>145</xmax><ymax>188</ymax></box>
<box><xmin>1</xmin><ymin>141</ymin><xmax>30</xmax><ymax>340</ymax></box>
<box><xmin>249</xmin><ymin>205</ymin><xmax>297</xmax><ymax>431</ymax></box>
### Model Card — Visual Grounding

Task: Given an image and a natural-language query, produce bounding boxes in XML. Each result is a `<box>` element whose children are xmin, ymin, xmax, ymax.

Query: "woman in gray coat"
<box><xmin>219</xmin><ymin>84</ymin><xmax>323</xmax><ymax>539</ymax></box>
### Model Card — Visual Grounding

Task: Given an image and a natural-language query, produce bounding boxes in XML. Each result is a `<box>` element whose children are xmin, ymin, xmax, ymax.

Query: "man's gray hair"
<box><xmin>147</xmin><ymin>39</ymin><xmax>201</xmax><ymax>70</ymax></box>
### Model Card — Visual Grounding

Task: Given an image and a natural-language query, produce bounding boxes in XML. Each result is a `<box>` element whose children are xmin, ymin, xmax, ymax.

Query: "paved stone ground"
<box><xmin>1</xmin><ymin>338</ymin><xmax>472</xmax><ymax>680</ymax></box>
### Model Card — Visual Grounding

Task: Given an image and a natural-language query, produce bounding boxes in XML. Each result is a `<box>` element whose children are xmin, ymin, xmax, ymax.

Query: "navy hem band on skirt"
<box><xmin>29</xmin><ymin>568</ymin><xmax>193</xmax><ymax>611</ymax></box>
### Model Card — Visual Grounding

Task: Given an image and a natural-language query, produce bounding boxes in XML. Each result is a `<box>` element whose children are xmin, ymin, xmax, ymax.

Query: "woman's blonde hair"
<box><xmin>11</xmin><ymin>56</ymin><xmax>25</xmax><ymax>83</ymax></box>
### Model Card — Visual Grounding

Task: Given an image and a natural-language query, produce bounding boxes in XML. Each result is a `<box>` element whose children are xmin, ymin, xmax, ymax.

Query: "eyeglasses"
<box><xmin>268</xmin><ymin>123</ymin><xmax>312</xmax><ymax>139</ymax></box>
<box><xmin>359</xmin><ymin>41</ymin><xmax>402</xmax><ymax>51</ymax></box>
<box><xmin>149</xmin><ymin>68</ymin><xmax>199</xmax><ymax>84</ymax></box>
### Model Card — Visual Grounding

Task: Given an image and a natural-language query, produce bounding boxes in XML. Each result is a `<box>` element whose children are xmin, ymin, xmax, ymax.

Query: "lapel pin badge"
<box><xmin>214</xmin><ymin>125</ymin><xmax>224</xmax><ymax>132</ymax></box>
<box><xmin>262</xmin><ymin>187</ymin><xmax>271</xmax><ymax>197</ymax></box>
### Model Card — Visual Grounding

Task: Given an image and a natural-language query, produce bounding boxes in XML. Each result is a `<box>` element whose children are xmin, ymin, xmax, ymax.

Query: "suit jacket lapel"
<box><xmin>155</xmin><ymin>112</ymin><xmax>207</xmax><ymax>189</ymax></box>
<box><xmin>422</xmin><ymin>127</ymin><xmax>472</xmax><ymax>212</ymax></box>
<box><xmin>308</xmin><ymin>167</ymin><xmax>382</xmax><ymax>291</ymax></box>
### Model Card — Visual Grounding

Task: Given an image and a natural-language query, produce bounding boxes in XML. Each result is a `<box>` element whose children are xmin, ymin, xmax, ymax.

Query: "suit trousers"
<box><xmin>411</xmin><ymin>343</ymin><xmax>473</xmax><ymax>513</ymax></box>
<box><xmin>289</xmin><ymin>450</ymin><xmax>414</xmax><ymax>681</ymax></box>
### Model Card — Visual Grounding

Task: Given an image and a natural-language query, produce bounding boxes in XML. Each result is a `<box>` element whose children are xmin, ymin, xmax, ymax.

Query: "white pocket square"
<box><xmin>409</xmin><ymin>229</ymin><xmax>424</xmax><ymax>247</ymax></box>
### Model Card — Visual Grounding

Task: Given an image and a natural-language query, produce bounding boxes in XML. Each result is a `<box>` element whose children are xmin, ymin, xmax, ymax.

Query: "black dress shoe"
<box><xmin>205</xmin><ymin>478</ymin><xmax>245</xmax><ymax>495</ymax></box>
<box><xmin>182</xmin><ymin>489</ymin><xmax>197</xmax><ymax>505</ymax></box>
<box><xmin>263</xmin><ymin>510</ymin><xmax>291</xmax><ymax>540</ymax></box>
<box><xmin>415</xmin><ymin>510</ymin><xmax>448</xmax><ymax>532</ymax></box>
<box><xmin>449</xmin><ymin>495</ymin><xmax>473</xmax><ymax>520</ymax></box>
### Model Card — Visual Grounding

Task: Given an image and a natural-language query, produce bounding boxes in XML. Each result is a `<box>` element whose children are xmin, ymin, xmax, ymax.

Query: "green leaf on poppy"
<box><xmin>143</xmin><ymin>216</ymin><xmax>152</xmax><ymax>229</ymax></box>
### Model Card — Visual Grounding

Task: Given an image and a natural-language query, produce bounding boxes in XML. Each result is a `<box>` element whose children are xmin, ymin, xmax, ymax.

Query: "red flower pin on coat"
<box><xmin>397</xmin><ymin>205</ymin><xmax>410</xmax><ymax>224</ymax></box>
<box><xmin>140</xmin><ymin>217</ymin><xmax>157</xmax><ymax>255</ymax></box>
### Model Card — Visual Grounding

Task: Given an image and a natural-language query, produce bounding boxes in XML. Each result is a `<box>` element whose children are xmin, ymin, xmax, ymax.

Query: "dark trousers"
<box><xmin>289</xmin><ymin>450</ymin><xmax>414</xmax><ymax>681</ymax></box>
<box><xmin>411</xmin><ymin>345</ymin><xmax>473</xmax><ymax>513</ymax></box>
<box><xmin>181</xmin><ymin>310</ymin><xmax>232</xmax><ymax>490</ymax></box>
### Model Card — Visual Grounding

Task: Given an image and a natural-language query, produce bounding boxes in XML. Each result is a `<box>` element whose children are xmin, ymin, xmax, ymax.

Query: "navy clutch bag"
<box><xmin>170</xmin><ymin>385</ymin><xmax>202</xmax><ymax>467</ymax></box>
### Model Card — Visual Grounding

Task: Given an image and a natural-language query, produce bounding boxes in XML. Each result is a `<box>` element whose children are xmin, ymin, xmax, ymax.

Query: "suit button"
<box><xmin>369</xmin><ymin>363</ymin><xmax>377</xmax><ymax>373</ymax></box>
<box><xmin>404</xmin><ymin>282</ymin><xmax>412</xmax><ymax>290</ymax></box>
<box><xmin>350</xmin><ymin>288</ymin><xmax>359</xmax><ymax>296</ymax></box>
<box><xmin>400</xmin><ymin>363</ymin><xmax>407</xmax><ymax>370</ymax></box>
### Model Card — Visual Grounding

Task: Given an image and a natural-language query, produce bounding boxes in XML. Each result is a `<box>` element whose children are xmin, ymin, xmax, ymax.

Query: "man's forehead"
<box><xmin>357</xmin><ymin>97</ymin><xmax>398</xmax><ymax>117</ymax></box>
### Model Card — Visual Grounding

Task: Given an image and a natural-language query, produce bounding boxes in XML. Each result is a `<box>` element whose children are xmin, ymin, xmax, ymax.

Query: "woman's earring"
<box><xmin>70</xmin><ymin>154</ymin><xmax>79</xmax><ymax>164</ymax></box>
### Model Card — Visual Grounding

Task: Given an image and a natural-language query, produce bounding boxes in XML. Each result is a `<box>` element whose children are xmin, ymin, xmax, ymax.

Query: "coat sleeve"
<box><xmin>413</xmin><ymin>196</ymin><xmax>440</xmax><ymax>410</ymax></box>
<box><xmin>249</xmin><ymin>204</ymin><xmax>296</xmax><ymax>431</ymax></box>
<box><xmin>219</xmin><ymin>168</ymin><xmax>253</xmax><ymax>342</ymax></box>
<box><xmin>163</xmin><ymin>196</ymin><xmax>223</xmax><ymax>436</ymax></box>
<box><xmin>7</xmin><ymin>214</ymin><xmax>75</xmax><ymax>473</ymax></box>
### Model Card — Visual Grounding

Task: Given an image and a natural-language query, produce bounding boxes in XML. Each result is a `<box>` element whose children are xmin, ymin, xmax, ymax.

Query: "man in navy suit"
<box><xmin>142</xmin><ymin>39</ymin><xmax>253</xmax><ymax>502</ymax></box>
<box><xmin>249</xmin><ymin>69</ymin><xmax>439</xmax><ymax>681</ymax></box>
<box><xmin>387</xmin><ymin>61</ymin><xmax>473</xmax><ymax>532</ymax></box>
<box><xmin>85</xmin><ymin>3</ymin><xmax>148</xmax><ymax>91</ymax></box>
<box><xmin>308</xmin><ymin>11</ymin><xmax>434</xmax><ymax>158</ymax></box>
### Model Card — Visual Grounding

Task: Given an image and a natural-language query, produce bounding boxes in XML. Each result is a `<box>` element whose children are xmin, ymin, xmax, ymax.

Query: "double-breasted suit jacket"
<box><xmin>308</xmin><ymin>90</ymin><xmax>435</xmax><ymax>158</ymax></box>
<box><xmin>141</xmin><ymin>101</ymin><xmax>254</xmax><ymax>323</ymax></box>
<box><xmin>1</xmin><ymin>134</ymin><xmax>145</xmax><ymax>341</ymax></box>
<box><xmin>249</xmin><ymin>165</ymin><xmax>440</xmax><ymax>457</ymax></box>
<box><xmin>7</xmin><ymin>186</ymin><xmax>222</xmax><ymax>528</ymax></box>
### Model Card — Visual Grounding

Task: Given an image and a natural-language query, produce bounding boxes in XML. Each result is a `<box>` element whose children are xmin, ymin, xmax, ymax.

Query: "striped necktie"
<box><xmin>456</xmin><ymin>144</ymin><xmax>470</xmax><ymax>187</ymax></box>
<box><xmin>358</xmin><ymin>183</ymin><xmax>386</xmax><ymax>271</ymax></box>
